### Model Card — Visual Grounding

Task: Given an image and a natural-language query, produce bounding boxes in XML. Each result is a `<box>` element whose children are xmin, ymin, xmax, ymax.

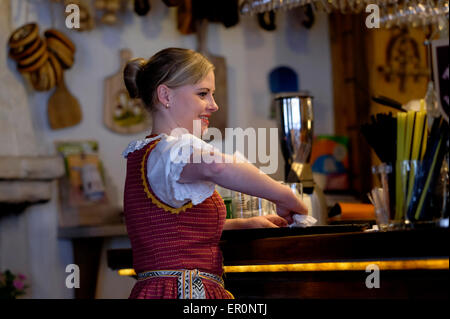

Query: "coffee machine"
<box><xmin>275</xmin><ymin>92</ymin><xmax>328</xmax><ymax>225</ymax></box>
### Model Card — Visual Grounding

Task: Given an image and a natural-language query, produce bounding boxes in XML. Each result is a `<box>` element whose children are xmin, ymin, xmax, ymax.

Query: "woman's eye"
<box><xmin>198</xmin><ymin>92</ymin><xmax>207</xmax><ymax>98</ymax></box>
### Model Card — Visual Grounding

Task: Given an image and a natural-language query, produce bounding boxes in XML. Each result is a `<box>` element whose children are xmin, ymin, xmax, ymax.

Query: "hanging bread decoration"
<box><xmin>94</xmin><ymin>0</ymin><xmax>122</xmax><ymax>25</ymax></box>
<box><xmin>8</xmin><ymin>24</ymin><xmax>40</xmax><ymax>60</ymax></box>
<box><xmin>48</xmin><ymin>52</ymin><xmax>63</xmax><ymax>84</ymax></box>
<box><xmin>17</xmin><ymin>40</ymin><xmax>48</xmax><ymax>73</ymax></box>
<box><xmin>7</xmin><ymin>23</ymin><xmax>76</xmax><ymax>92</ymax></box>
<box><xmin>30</xmin><ymin>60</ymin><xmax>56</xmax><ymax>92</ymax></box>
<box><xmin>8</xmin><ymin>23</ymin><xmax>39</xmax><ymax>50</ymax></box>
<box><xmin>45</xmin><ymin>29</ymin><xmax>76</xmax><ymax>69</ymax></box>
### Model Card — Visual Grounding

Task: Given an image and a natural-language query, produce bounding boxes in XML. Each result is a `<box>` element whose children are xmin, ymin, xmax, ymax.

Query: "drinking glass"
<box><xmin>251</xmin><ymin>197</ymin><xmax>276</xmax><ymax>216</ymax></box>
<box><xmin>232</xmin><ymin>191</ymin><xmax>253</xmax><ymax>218</ymax></box>
<box><xmin>283</xmin><ymin>182</ymin><xmax>303</xmax><ymax>198</ymax></box>
<box><xmin>389</xmin><ymin>160</ymin><xmax>427</xmax><ymax>229</ymax></box>
<box><xmin>371</xmin><ymin>163</ymin><xmax>392</xmax><ymax>231</ymax></box>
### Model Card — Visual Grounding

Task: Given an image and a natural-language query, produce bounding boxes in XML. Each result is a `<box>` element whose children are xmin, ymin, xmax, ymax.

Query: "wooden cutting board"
<box><xmin>48</xmin><ymin>74</ymin><xmax>82</xmax><ymax>129</ymax></box>
<box><xmin>103</xmin><ymin>49</ymin><xmax>151</xmax><ymax>134</ymax></box>
<box><xmin>196</xmin><ymin>20</ymin><xmax>228</xmax><ymax>136</ymax></box>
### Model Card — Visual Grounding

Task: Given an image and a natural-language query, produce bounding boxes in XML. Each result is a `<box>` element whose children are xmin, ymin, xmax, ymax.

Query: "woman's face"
<box><xmin>169</xmin><ymin>70</ymin><xmax>218</xmax><ymax>135</ymax></box>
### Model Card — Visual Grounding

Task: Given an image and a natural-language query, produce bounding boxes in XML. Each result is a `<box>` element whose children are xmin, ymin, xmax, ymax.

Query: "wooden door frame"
<box><xmin>329</xmin><ymin>12</ymin><xmax>372</xmax><ymax>198</ymax></box>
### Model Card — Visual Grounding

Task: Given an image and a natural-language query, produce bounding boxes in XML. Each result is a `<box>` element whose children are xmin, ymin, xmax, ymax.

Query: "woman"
<box><xmin>122</xmin><ymin>47</ymin><xmax>307</xmax><ymax>299</ymax></box>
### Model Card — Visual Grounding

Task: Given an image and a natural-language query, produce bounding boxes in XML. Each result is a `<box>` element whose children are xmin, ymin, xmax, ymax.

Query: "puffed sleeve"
<box><xmin>146</xmin><ymin>134</ymin><xmax>216</xmax><ymax>208</ymax></box>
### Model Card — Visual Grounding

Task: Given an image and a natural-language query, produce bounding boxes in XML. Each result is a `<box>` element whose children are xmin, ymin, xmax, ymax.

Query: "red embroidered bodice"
<box><xmin>123</xmin><ymin>137</ymin><xmax>232</xmax><ymax>299</ymax></box>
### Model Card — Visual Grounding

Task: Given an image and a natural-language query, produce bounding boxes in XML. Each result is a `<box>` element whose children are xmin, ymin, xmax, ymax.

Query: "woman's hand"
<box><xmin>223</xmin><ymin>215</ymin><xmax>288</xmax><ymax>230</ymax></box>
<box><xmin>274</xmin><ymin>187</ymin><xmax>308</xmax><ymax>224</ymax></box>
<box><xmin>243</xmin><ymin>215</ymin><xmax>288</xmax><ymax>229</ymax></box>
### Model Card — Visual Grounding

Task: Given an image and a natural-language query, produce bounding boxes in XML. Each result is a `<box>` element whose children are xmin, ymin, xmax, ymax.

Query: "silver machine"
<box><xmin>275</xmin><ymin>92</ymin><xmax>328</xmax><ymax>225</ymax></box>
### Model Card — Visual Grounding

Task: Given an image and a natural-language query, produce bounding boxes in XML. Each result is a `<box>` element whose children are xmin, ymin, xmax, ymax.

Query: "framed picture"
<box><xmin>431</xmin><ymin>38</ymin><xmax>449</xmax><ymax>122</ymax></box>
<box><xmin>55</xmin><ymin>140</ymin><xmax>121</xmax><ymax>227</ymax></box>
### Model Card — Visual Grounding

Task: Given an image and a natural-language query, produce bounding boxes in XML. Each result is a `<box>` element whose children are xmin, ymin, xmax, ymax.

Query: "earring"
<box><xmin>165</xmin><ymin>103</ymin><xmax>169</xmax><ymax>108</ymax></box>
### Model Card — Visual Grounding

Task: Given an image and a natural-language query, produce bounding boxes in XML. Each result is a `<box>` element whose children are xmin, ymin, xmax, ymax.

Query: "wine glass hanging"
<box><xmin>240</xmin><ymin>0</ymin><xmax>449</xmax><ymax>29</ymax></box>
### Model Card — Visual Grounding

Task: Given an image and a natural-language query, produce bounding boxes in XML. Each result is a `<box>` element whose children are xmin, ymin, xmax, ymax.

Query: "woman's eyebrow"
<box><xmin>197</xmin><ymin>87</ymin><xmax>216</xmax><ymax>92</ymax></box>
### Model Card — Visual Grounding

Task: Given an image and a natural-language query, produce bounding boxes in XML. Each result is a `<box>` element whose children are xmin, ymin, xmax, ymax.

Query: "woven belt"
<box><xmin>137</xmin><ymin>269</ymin><xmax>224</xmax><ymax>299</ymax></box>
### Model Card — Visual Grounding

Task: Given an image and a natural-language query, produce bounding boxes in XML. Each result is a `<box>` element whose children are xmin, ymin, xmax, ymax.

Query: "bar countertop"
<box><xmin>64</xmin><ymin>223</ymin><xmax>449</xmax><ymax>299</ymax></box>
<box><xmin>220</xmin><ymin>225</ymin><xmax>448</xmax><ymax>265</ymax></box>
<box><xmin>106</xmin><ymin>225</ymin><xmax>449</xmax><ymax>269</ymax></box>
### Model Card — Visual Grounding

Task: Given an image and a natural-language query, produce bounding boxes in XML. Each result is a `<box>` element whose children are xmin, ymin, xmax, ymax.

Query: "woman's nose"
<box><xmin>209</xmin><ymin>97</ymin><xmax>219</xmax><ymax>112</ymax></box>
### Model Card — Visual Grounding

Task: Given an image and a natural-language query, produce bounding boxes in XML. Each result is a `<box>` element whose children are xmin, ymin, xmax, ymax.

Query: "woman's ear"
<box><xmin>156</xmin><ymin>84</ymin><xmax>171</xmax><ymax>107</ymax></box>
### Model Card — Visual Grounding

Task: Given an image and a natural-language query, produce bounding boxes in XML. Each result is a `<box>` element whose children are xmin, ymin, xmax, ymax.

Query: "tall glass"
<box><xmin>251</xmin><ymin>197</ymin><xmax>275</xmax><ymax>216</ymax></box>
<box><xmin>232</xmin><ymin>191</ymin><xmax>253</xmax><ymax>219</ymax></box>
<box><xmin>283</xmin><ymin>182</ymin><xmax>303</xmax><ymax>199</ymax></box>
<box><xmin>371</xmin><ymin>164</ymin><xmax>392</xmax><ymax>231</ymax></box>
<box><xmin>392</xmin><ymin>160</ymin><xmax>420</xmax><ymax>227</ymax></box>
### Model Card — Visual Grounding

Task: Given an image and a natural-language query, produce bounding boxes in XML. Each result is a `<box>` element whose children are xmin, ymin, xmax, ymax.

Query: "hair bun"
<box><xmin>124</xmin><ymin>58</ymin><xmax>146</xmax><ymax>99</ymax></box>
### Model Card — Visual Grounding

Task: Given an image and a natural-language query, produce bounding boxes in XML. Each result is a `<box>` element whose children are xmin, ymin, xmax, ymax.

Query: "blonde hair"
<box><xmin>124</xmin><ymin>48</ymin><xmax>214</xmax><ymax>112</ymax></box>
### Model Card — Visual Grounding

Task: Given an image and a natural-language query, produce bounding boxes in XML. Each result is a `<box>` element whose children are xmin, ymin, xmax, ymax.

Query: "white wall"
<box><xmin>5</xmin><ymin>0</ymin><xmax>333</xmax><ymax>298</ymax></box>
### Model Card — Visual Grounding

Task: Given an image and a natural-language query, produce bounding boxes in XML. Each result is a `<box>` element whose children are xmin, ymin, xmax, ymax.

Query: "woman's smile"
<box><xmin>199</xmin><ymin>114</ymin><xmax>210</xmax><ymax>128</ymax></box>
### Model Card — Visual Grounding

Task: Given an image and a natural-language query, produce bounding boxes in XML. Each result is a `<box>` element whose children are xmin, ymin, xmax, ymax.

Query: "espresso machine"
<box><xmin>275</xmin><ymin>92</ymin><xmax>328</xmax><ymax>225</ymax></box>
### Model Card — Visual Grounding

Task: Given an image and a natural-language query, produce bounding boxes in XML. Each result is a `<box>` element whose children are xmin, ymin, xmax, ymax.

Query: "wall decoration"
<box><xmin>431</xmin><ymin>38</ymin><xmax>449</xmax><ymax>122</ymax></box>
<box><xmin>196</xmin><ymin>20</ymin><xmax>228</xmax><ymax>135</ymax></box>
<box><xmin>377</xmin><ymin>28</ymin><xmax>429</xmax><ymax>92</ymax></box>
<box><xmin>8</xmin><ymin>22</ymin><xmax>82</xmax><ymax>129</ymax></box>
<box><xmin>94</xmin><ymin>0</ymin><xmax>122</xmax><ymax>25</ymax></box>
<box><xmin>310</xmin><ymin>135</ymin><xmax>350</xmax><ymax>191</ymax></box>
<box><xmin>103</xmin><ymin>49</ymin><xmax>151</xmax><ymax>134</ymax></box>
<box><xmin>55</xmin><ymin>140</ymin><xmax>120</xmax><ymax>227</ymax></box>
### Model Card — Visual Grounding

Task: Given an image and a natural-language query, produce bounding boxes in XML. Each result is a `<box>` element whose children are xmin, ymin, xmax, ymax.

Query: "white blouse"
<box><xmin>123</xmin><ymin>133</ymin><xmax>216</xmax><ymax>208</ymax></box>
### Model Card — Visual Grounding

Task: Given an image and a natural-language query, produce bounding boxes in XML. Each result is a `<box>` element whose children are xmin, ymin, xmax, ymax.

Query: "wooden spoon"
<box><xmin>47</xmin><ymin>74</ymin><xmax>82</xmax><ymax>129</ymax></box>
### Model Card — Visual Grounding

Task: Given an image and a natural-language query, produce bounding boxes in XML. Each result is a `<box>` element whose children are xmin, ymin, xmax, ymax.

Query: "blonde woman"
<box><xmin>122</xmin><ymin>48</ymin><xmax>307</xmax><ymax>299</ymax></box>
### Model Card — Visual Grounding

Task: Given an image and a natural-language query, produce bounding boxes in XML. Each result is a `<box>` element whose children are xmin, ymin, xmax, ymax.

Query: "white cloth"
<box><xmin>289</xmin><ymin>214</ymin><xmax>317</xmax><ymax>228</ymax></box>
<box><xmin>123</xmin><ymin>133</ymin><xmax>216</xmax><ymax>208</ymax></box>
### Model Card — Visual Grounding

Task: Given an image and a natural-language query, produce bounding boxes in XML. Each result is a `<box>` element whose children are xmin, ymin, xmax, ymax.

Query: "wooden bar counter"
<box><xmin>107</xmin><ymin>225</ymin><xmax>449</xmax><ymax>299</ymax></box>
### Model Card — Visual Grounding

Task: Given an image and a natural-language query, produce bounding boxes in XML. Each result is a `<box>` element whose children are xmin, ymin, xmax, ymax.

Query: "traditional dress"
<box><xmin>122</xmin><ymin>133</ymin><xmax>234</xmax><ymax>299</ymax></box>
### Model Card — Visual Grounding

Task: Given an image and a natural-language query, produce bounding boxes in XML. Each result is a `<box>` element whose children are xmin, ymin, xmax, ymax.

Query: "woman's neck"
<box><xmin>150</xmin><ymin>110</ymin><xmax>182</xmax><ymax>136</ymax></box>
<box><xmin>152</xmin><ymin>111</ymin><xmax>172</xmax><ymax>135</ymax></box>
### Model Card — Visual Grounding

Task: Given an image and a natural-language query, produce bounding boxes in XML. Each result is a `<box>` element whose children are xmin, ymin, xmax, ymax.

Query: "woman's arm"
<box><xmin>179</xmin><ymin>151</ymin><xmax>307</xmax><ymax>224</ymax></box>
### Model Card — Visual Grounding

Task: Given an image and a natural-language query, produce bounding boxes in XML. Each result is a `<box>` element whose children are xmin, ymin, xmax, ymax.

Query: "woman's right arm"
<box><xmin>178</xmin><ymin>152</ymin><xmax>307</xmax><ymax>224</ymax></box>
